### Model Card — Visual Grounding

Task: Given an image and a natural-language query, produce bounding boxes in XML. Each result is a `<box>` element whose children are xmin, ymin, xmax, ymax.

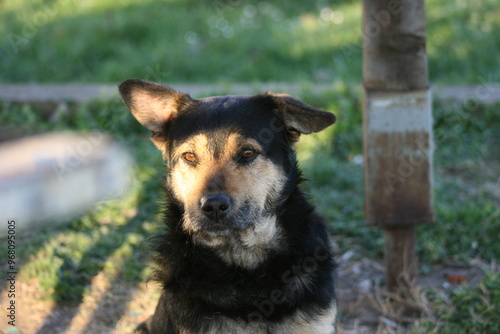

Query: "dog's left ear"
<box><xmin>118</xmin><ymin>79</ymin><xmax>193</xmax><ymax>153</ymax></box>
<box><xmin>270</xmin><ymin>93</ymin><xmax>336</xmax><ymax>141</ymax></box>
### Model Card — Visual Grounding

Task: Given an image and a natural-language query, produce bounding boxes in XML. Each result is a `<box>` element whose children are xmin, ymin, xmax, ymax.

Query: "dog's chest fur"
<box><xmin>169</xmin><ymin>308</ymin><xmax>338</xmax><ymax>334</ymax></box>
<box><xmin>149</xmin><ymin>190</ymin><xmax>337</xmax><ymax>334</ymax></box>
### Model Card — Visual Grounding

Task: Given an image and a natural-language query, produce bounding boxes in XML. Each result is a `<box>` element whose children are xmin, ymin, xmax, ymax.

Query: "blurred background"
<box><xmin>1</xmin><ymin>0</ymin><xmax>499</xmax><ymax>83</ymax></box>
<box><xmin>0</xmin><ymin>0</ymin><xmax>499</xmax><ymax>333</ymax></box>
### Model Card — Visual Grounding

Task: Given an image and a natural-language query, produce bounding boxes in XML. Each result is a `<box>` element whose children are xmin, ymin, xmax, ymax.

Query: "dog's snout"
<box><xmin>200</xmin><ymin>194</ymin><xmax>232</xmax><ymax>220</ymax></box>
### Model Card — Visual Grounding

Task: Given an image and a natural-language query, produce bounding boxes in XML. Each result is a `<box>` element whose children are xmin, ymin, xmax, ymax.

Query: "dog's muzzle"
<box><xmin>200</xmin><ymin>194</ymin><xmax>232</xmax><ymax>221</ymax></box>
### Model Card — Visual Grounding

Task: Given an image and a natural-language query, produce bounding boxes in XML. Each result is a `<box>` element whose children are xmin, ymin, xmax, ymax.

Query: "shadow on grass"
<box><xmin>34</xmin><ymin>165</ymin><xmax>162</xmax><ymax>333</ymax></box>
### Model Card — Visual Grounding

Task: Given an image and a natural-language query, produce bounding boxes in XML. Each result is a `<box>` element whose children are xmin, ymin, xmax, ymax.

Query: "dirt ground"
<box><xmin>1</xmin><ymin>245</ymin><xmax>491</xmax><ymax>334</ymax></box>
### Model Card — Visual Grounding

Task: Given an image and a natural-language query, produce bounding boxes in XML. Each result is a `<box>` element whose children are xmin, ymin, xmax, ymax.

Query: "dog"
<box><xmin>119</xmin><ymin>79</ymin><xmax>338</xmax><ymax>334</ymax></box>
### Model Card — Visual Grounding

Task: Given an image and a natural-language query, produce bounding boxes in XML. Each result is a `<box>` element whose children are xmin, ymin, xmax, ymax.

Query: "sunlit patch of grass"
<box><xmin>1</xmin><ymin>0</ymin><xmax>498</xmax><ymax>83</ymax></box>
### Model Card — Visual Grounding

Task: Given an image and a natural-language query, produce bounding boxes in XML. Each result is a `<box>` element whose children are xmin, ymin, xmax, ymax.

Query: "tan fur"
<box><xmin>169</xmin><ymin>133</ymin><xmax>287</xmax><ymax>268</ymax></box>
<box><xmin>127</xmin><ymin>87</ymin><xmax>186</xmax><ymax>132</ymax></box>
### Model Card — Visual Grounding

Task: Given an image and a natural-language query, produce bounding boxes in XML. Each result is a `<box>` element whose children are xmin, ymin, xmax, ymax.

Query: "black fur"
<box><xmin>145</xmin><ymin>180</ymin><xmax>337</xmax><ymax>333</ymax></box>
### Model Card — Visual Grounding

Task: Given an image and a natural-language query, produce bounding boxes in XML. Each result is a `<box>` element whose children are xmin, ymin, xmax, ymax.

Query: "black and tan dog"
<box><xmin>119</xmin><ymin>79</ymin><xmax>338</xmax><ymax>334</ymax></box>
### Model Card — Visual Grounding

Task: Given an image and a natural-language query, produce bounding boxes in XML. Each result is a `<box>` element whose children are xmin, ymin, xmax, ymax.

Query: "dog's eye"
<box><xmin>240</xmin><ymin>148</ymin><xmax>256</xmax><ymax>160</ymax></box>
<box><xmin>182</xmin><ymin>152</ymin><xmax>198</xmax><ymax>164</ymax></box>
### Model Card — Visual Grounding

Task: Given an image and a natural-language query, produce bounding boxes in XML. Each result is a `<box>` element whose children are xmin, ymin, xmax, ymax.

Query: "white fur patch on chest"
<box><xmin>214</xmin><ymin>216</ymin><xmax>284</xmax><ymax>269</ymax></box>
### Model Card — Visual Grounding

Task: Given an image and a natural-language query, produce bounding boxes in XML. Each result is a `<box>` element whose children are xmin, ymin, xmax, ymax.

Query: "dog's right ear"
<box><xmin>118</xmin><ymin>79</ymin><xmax>192</xmax><ymax>152</ymax></box>
<box><xmin>267</xmin><ymin>93</ymin><xmax>336</xmax><ymax>143</ymax></box>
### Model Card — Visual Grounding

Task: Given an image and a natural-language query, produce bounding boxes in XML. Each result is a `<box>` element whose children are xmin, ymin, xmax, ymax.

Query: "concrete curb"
<box><xmin>1</xmin><ymin>83</ymin><xmax>499</xmax><ymax>104</ymax></box>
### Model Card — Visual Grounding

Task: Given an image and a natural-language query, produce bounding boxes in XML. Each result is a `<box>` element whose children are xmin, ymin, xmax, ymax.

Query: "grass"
<box><xmin>1</xmin><ymin>0</ymin><xmax>499</xmax><ymax>84</ymax></box>
<box><xmin>414</xmin><ymin>271</ymin><xmax>500</xmax><ymax>333</ymax></box>
<box><xmin>419</xmin><ymin>99</ymin><xmax>500</xmax><ymax>264</ymax></box>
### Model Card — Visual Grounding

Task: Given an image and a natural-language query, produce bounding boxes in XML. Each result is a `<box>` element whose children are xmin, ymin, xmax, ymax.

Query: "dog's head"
<box><xmin>119</xmin><ymin>79</ymin><xmax>335</xmax><ymax>258</ymax></box>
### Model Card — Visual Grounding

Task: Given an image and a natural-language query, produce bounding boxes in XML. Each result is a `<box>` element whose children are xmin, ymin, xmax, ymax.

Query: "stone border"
<box><xmin>1</xmin><ymin>83</ymin><xmax>499</xmax><ymax>104</ymax></box>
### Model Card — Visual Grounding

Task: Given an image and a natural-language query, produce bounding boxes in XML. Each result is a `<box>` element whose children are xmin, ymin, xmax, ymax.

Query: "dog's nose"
<box><xmin>200</xmin><ymin>194</ymin><xmax>232</xmax><ymax>220</ymax></box>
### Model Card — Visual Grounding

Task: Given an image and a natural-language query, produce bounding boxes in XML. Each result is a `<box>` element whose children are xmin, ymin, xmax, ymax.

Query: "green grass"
<box><xmin>1</xmin><ymin>0</ymin><xmax>499</xmax><ymax>84</ymax></box>
<box><xmin>419</xmin><ymin>99</ymin><xmax>500</xmax><ymax>264</ymax></box>
<box><xmin>414</xmin><ymin>271</ymin><xmax>500</xmax><ymax>333</ymax></box>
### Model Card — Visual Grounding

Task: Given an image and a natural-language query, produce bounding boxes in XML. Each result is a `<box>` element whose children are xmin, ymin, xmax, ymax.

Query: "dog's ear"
<box><xmin>119</xmin><ymin>79</ymin><xmax>193</xmax><ymax>152</ymax></box>
<box><xmin>270</xmin><ymin>93</ymin><xmax>336</xmax><ymax>141</ymax></box>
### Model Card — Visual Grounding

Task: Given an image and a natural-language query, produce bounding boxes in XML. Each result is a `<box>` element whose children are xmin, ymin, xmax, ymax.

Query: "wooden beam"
<box><xmin>362</xmin><ymin>0</ymin><xmax>434</xmax><ymax>291</ymax></box>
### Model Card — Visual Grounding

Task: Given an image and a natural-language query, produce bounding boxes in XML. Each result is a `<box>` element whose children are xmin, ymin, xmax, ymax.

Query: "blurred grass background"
<box><xmin>1</xmin><ymin>0</ymin><xmax>499</xmax><ymax>332</ymax></box>
<box><xmin>1</xmin><ymin>0</ymin><xmax>499</xmax><ymax>84</ymax></box>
